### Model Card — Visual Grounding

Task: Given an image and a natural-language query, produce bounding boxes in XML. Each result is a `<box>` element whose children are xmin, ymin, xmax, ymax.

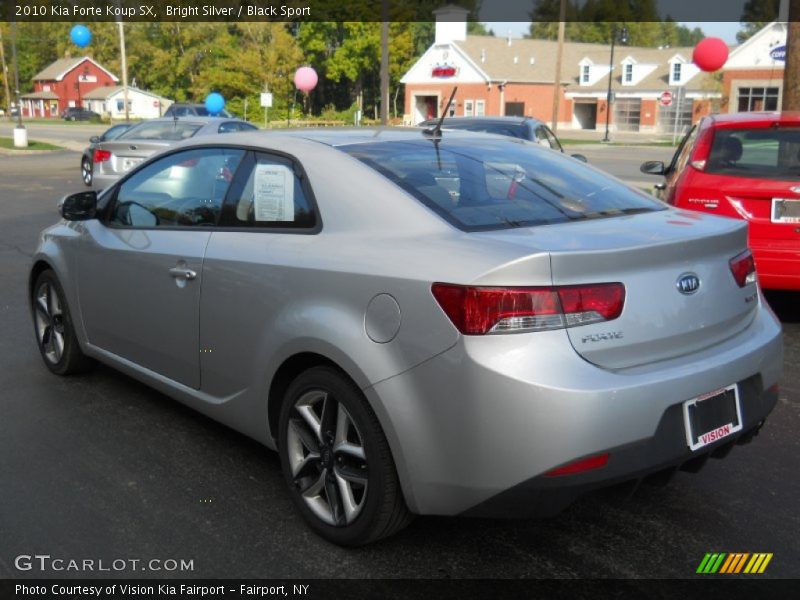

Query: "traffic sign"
<box><xmin>260</xmin><ymin>93</ymin><xmax>273</xmax><ymax>108</ymax></box>
<box><xmin>659</xmin><ymin>91</ymin><xmax>673</xmax><ymax>107</ymax></box>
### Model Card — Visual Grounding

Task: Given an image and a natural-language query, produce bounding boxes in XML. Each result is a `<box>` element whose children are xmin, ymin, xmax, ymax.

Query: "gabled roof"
<box><xmin>82</xmin><ymin>85</ymin><xmax>171</xmax><ymax>101</ymax></box>
<box><xmin>451</xmin><ymin>36</ymin><xmax>712</xmax><ymax>91</ymax></box>
<box><xmin>32</xmin><ymin>57</ymin><xmax>119</xmax><ymax>83</ymax></box>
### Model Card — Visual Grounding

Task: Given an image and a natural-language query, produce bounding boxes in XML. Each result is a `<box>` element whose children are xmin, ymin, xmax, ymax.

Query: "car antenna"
<box><xmin>423</xmin><ymin>87</ymin><xmax>457</xmax><ymax>139</ymax></box>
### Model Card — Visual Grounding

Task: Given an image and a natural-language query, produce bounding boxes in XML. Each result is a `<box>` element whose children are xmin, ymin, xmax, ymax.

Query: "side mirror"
<box><xmin>59</xmin><ymin>191</ymin><xmax>97</xmax><ymax>221</ymax></box>
<box><xmin>89</xmin><ymin>135</ymin><xmax>101</xmax><ymax>143</ymax></box>
<box><xmin>570</xmin><ymin>153</ymin><xmax>588</xmax><ymax>163</ymax></box>
<box><xmin>640</xmin><ymin>160</ymin><xmax>666</xmax><ymax>176</ymax></box>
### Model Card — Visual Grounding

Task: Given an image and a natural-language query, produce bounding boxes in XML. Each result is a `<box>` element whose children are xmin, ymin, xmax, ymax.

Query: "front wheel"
<box><xmin>278</xmin><ymin>366</ymin><xmax>412</xmax><ymax>546</ymax></box>
<box><xmin>31</xmin><ymin>269</ymin><xmax>94</xmax><ymax>375</ymax></box>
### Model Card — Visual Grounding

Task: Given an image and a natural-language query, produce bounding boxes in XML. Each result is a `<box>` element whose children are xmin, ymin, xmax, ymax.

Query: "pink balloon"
<box><xmin>693</xmin><ymin>37</ymin><xmax>729</xmax><ymax>72</ymax></box>
<box><xmin>294</xmin><ymin>66</ymin><xmax>318</xmax><ymax>92</ymax></box>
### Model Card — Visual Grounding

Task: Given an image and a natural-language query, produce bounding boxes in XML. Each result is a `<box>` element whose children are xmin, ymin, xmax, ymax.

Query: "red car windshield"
<box><xmin>705</xmin><ymin>126</ymin><xmax>800</xmax><ymax>180</ymax></box>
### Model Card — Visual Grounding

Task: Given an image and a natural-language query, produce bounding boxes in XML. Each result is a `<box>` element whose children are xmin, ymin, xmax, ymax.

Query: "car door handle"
<box><xmin>654</xmin><ymin>183</ymin><xmax>667</xmax><ymax>191</ymax></box>
<box><xmin>168</xmin><ymin>267</ymin><xmax>197</xmax><ymax>280</ymax></box>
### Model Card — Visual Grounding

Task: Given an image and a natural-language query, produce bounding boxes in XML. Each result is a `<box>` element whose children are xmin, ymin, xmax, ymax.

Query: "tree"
<box><xmin>783</xmin><ymin>0</ymin><xmax>800</xmax><ymax>111</ymax></box>
<box><xmin>737</xmin><ymin>0</ymin><xmax>780</xmax><ymax>43</ymax></box>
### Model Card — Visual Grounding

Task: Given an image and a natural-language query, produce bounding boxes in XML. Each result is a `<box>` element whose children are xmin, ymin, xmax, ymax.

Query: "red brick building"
<box><xmin>401</xmin><ymin>5</ymin><xmax>720</xmax><ymax>133</ymax></box>
<box><xmin>21</xmin><ymin>56</ymin><xmax>119</xmax><ymax>118</ymax></box>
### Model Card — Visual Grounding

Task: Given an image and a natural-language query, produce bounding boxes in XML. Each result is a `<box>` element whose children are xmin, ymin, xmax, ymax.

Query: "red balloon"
<box><xmin>692</xmin><ymin>37</ymin><xmax>729</xmax><ymax>72</ymax></box>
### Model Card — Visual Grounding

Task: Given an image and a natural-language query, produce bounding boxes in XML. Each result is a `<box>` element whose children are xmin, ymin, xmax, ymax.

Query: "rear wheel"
<box><xmin>278</xmin><ymin>366</ymin><xmax>412</xmax><ymax>546</ymax></box>
<box><xmin>81</xmin><ymin>156</ymin><xmax>92</xmax><ymax>186</ymax></box>
<box><xmin>31</xmin><ymin>270</ymin><xmax>94</xmax><ymax>375</ymax></box>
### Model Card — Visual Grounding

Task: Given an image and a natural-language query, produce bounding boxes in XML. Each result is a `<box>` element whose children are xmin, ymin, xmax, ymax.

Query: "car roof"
<box><xmin>706</xmin><ymin>111</ymin><xmax>800</xmax><ymax>127</ymax></box>
<box><xmin>421</xmin><ymin>116</ymin><xmax>543</xmax><ymax>127</ymax></box>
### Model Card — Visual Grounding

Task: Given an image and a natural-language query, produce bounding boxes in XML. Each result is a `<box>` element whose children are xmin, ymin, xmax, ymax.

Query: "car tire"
<box><xmin>278</xmin><ymin>366</ymin><xmax>412</xmax><ymax>546</ymax></box>
<box><xmin>81</xmin><ymin>156</ymin><xmax>92</xmax><ymax>186</ymax></box>
<box><xmin>31</xmin><ymin>269</ymin><xmax>94</xmax><ymax>375</ymax></box>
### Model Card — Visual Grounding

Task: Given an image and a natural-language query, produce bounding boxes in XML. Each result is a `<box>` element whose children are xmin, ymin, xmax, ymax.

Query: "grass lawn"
<box><xmin>0</xmin><ymin>137</ymin><xmax>65</xmax><ymax>151</ymax></box>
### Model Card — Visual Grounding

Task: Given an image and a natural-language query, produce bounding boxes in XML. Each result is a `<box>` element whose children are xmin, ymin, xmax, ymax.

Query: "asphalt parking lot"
<box><xmin>0</xmin><ymin>150</ymin><xmax>798</xmax><ymax>579</ymax></box>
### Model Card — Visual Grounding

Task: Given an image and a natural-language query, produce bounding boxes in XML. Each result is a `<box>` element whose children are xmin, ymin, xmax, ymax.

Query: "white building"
<box><xmin>82</xmin><ymin>86</ymin><xmax>173</xmax><ymax>120</ymax></box>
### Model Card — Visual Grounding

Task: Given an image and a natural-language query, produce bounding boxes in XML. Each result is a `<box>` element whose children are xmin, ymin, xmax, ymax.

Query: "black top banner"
<box><xmin>0</xmin><ymin>0</ymin><xmax>787</xmax><ymax>23</ymax></box>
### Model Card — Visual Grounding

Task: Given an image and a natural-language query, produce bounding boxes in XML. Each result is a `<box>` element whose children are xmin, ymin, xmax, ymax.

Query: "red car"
<box><xmin>642</xmin><ymin>112</ymin><xmax>800</xmax><ymax>290</ymax></box>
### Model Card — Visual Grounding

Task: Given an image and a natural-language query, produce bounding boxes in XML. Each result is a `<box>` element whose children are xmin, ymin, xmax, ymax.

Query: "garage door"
<box><xmin>614</xmin><ymin>98</ymin><xmax>641</xmax><ymax>132</ymax></box>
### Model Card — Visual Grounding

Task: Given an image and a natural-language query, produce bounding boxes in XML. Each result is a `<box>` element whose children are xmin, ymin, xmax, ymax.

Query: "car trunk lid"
<box><xmin>97</xmin><ymin>140</ymin><xmax>172</xmax><ymax>175</ymax></box>
<box><xmin>474</xmin><ymin>210</ymin><xmax>758</xmax><ymax>370</ymax></box>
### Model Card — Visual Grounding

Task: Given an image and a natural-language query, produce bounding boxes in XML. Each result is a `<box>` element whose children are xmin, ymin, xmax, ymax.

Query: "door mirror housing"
<box><xmin>89</xmin><ymin>135</ymin><xmax>101</xmax><ymax>144</ymax></box>
<box><xmin>570</xmin><ymin>153</ymin><xmax>588</xmax><ymax>163</ymax></box>
<box><xmin>640</xmin><ymin>160</ymin><xmax>667</xmax><ymax>175</ymax></box>
<box><xmin>59</xmin><ymin>191</ymin><xmax>97</xmax><ymax>221</ymax></box>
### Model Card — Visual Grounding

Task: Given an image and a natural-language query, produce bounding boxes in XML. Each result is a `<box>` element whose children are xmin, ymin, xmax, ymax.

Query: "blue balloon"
<box><xmin>205</xmin><ymin>93</ymin><xmax>225</xmax><ymax>116</ymax></box>
<box><xmin>70</xmin><ymin>25</ymin><xmax>92</xmax><ymax>48</ymax></box>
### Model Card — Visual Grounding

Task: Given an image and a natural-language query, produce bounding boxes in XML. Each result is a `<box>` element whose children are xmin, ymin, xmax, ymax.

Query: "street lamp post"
<box><xmin>602</xmin><ymin>24</ymin><xmax>628</xmax><ymax>143</ymax></box>
<box><xmin>10</xmin><ymin>20</ymin><xmax>26</xmax><ymax>146</ymax></box>
<box><xmin>75</xmin><ymin>65</ymin><xmax>90</xmax><ymax>110</ymax></box>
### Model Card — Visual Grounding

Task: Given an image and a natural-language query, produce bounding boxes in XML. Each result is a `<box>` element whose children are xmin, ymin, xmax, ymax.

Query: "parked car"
<box><xmin>163</xmin><ymin>103</ymin><xmax>234</xmax><ymax>118</ymax></box>
<box><xmin>80</xmin><ymin>123</ymin><xmax>133</xmax><ymax>187</ymax></box>
<box><xmin>641</xmin><ymin>111</ymin><xmax>800</xmax><ymax>290</ymax></box>
<box><xmin>31</xmin><ymin>128</ymin><xmax>781</xmax><ymax>546</ymax></box>
<box><xmin>62</xmin><ymin>107</ymin><xmax>100</xmax><ymax>121</ymax></box>
<box><xmin>418</xmin><ymin>115</ymin><xmax>588</xmax><ymax>162</ymax></box>
<box><xmin>90</xmin><ymin>117</ymin><xmax>257</xmax><ymax>190</ymax></box>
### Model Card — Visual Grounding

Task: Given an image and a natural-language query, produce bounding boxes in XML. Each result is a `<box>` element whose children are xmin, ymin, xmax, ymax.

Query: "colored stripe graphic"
<box><xmin>699</xmin><ymin>553</ymin><xmax>772</xmax><ymax>574</ymax></box>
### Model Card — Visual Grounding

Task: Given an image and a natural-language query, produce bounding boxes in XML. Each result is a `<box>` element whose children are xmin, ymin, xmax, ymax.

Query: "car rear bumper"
<box><xmin>365</xmin><ymin>298</ymin><xmax>782</xmax><ymax>516</ymax></box>
<box><xmin>750</xmin><ymin>242</ymin><xmax>800</xmax><ymax>290</ymax></box>
<box><xmin>91</xmin><ymin>171</ymin><xmax>121</xmax><ymax>192</ymax></box>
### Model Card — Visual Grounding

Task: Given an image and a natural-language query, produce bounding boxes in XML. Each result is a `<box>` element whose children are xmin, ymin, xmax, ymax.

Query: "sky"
<box><xmin>484</xmin><ymin>22</ymin><xmax>741</xmax><ymax>44</ymax></box>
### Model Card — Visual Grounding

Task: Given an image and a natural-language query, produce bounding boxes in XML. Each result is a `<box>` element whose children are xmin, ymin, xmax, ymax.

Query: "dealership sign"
<box><xmin>770</xmin><ymin>45</ymin><xmax>786</xmax><ymax>62</ymax></box>
<box><xmin>431</xmin><ymin>64</ymin><xmax>458</xmax><ymax>78</ymax></box>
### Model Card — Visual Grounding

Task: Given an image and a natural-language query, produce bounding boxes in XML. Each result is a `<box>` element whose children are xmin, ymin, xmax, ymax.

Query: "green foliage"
<box><xmin>737</xmin><ymin>0</ymin><xmax>780</xmax><ymax>43</ymax></box>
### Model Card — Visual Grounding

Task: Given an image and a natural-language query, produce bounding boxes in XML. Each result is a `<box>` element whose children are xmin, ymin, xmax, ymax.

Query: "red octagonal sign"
<box><xmin>659</xmin><ymin>91</ymin><xmax>673</xmax><ymax>107</ymax></box>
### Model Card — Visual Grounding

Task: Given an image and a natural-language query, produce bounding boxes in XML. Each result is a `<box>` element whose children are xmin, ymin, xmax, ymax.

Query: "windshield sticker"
<box><xmin>253</xmin><ymin>163</ymin><xmax>295</xmax><ymax>221</ymax></box>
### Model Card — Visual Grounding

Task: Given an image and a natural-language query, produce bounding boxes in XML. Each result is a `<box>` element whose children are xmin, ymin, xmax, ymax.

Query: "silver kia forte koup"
<box><xmin>30</xmin><ymin>128</ymin><xmax>783</xmax><ymax>545</ymax></box>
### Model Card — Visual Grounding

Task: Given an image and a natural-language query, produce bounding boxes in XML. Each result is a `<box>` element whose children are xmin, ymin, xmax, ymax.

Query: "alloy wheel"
<box><xmin>33</xmin><ymin>281</ymin><xmax>66</xmax><ymax>364</ymax></box>
<box><xmin>286</xmin><ymin>389</ymin><xmax>369</xmax><ymax>526</ymax></box>
<box><xmin>82</xmin><ymin>158</ymin><xmax>92</xmax><ymax>186</ymax></box>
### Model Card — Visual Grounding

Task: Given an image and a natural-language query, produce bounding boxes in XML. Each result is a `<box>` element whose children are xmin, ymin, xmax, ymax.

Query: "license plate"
<box><xmin>682</xmin><ymin>384</ymin><xmax>742</xmax><ymax>451</ymax></box>
<box><xmin>771</xmin><ymin>198</ymin><xmax>800</xmax><ymax>224</ymax></box>
<box><xmin>122</xmin><ymin>157</ymin><xmax>142</xmax><ymax>172</ymax></box>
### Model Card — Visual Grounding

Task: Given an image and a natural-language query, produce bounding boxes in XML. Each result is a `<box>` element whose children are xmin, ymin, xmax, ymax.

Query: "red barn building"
<box><xmin>21</xmin><ymin>56</ymin><xmax>119</xmax><ymax>118</ymax></box>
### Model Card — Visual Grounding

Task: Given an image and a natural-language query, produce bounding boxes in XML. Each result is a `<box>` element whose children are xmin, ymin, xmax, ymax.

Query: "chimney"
<box><xmin>433</xmin><ymin>4</ymin><xmax>469</xmax><ymax>44</ymax></box>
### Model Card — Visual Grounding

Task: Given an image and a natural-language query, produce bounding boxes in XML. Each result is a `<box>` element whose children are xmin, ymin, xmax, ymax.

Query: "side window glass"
<box><xmin>110</xmin><ymin>148</ymin><xmax>244</xmax><ymax>228</ymax></box>
<box><xmin>218</xmin><ymin>121</ymin><xmax>240</xmax><ymax>134</ymax></box>
<box><xmin>543</xmin><ymin>126</ymin><xmax>563</xmax><ymax>152</ymax></box>
<box><xmin>669</xmin><ymin>125</ymin><xmax>698</xmax><ymax>173</ymax></box>
<box><xmin>220</xmin><ymin>152</ymin><xmax>317</xmax><ymax>229</ymax></box>
<box><xmin>534</xmin><ymin>126</ymin><xmax>551</xmax><ymax>147</ymax></box>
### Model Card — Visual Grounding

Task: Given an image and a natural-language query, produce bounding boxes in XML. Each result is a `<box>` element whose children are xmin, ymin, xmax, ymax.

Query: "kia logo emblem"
<box><xmin>677</xmin><ymin>273</ymin><xmax>701</xmax><ymax>295</ymax></box>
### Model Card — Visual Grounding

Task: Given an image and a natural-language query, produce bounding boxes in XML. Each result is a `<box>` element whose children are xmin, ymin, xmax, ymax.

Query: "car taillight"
<box><xmin>545</xmin><ymin>453</ymin><xmax>609</xmax><ymax>477</ymax></box>
<box><xmin>431</xmin><ymin>282</ymin><xmax>625</xmax><ymax>335</ymax></box>
<box><xmin>93</xmin><ymin>149</ymin><xmax>111</xmax><ymax>163</ymax></box>
<box><xmin>689</xmin><ymin>127</ymin><xmax>715</xmax><ymax>171</ymax></box>
<box><xmin>729</xmin><ymin>250</ymin><xmax>756</xmax><ymax>287</ymax></box>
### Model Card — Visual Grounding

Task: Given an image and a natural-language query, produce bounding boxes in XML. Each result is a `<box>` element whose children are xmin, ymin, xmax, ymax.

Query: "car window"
<box><xmin>451</xmin><ymin>122</ymin><xmax>528</xmax><ymax>139</ymax></box>
<box><xmin>109</xmin><ymin>148</ymin><xmax>244</xmax><ymax>228</ymax></box>
<box><xmin>705</xmin><ymin>127</ymin><xmax>800</xmax><ymax>180</ymax></box>
<box><xmin>533</xmin><ymin>126</ymin><xmax>553</xmax><ymax>148</ymax></box>
<box><xmin>668</xmin><ymin>124</ymin><xmax>698</xmax><ymax>174</ymax></box>
<box><xmin>117</xmin><ymin>121</ymin><xmax>204</xmax><ymax>141</ymax></box>
<box><xmin>217</xmin><ymin>121</ymin><xmax>255</xmax><ymax>133</ymax></box>
<box><xmin>343</xmin><ymin>139</ymin><xmax>662</xmax><ymax>232</ymax></box>
<box><xmin>102</xmin><ymin>124</ymin><xmax>130</xmax><ymax>141</ymax></box>
<box><xmin>219</xmin><ymin>152</ymin><xmax>317</xmax><ymax>229</ymax></box>
<box><xmin>542</xmin><ymin>126</ymin><xmax>563</xmax><ymax>152</ymax></box>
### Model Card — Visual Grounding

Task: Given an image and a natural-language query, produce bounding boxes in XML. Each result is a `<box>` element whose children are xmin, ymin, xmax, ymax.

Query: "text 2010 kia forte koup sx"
<box><xmin>30</xmin><ymin>129</ymin><xmax>782</xmax><ymax>546</ymax></box>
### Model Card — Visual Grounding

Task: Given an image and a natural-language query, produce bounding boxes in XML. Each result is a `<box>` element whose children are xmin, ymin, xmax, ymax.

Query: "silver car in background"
<box><xmin>91</xmin><ymin>117</ymin><xmax>257</xmax><ymax>190</ymax></box>
<box><xmin>30</xmin><ymin>129</ymin><xmax>782</xmax><ymax>546</ymax></box>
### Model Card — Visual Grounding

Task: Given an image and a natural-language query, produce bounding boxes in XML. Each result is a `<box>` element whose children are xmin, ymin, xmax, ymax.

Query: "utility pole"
<box><xmin>118</xmin><ymin>22</ymin><xmax>129</xmax><ymax>122</ymax></box>
<box><xmin>0</xmin><ymin>27</ymin><xmax>12</xmax><ymax>118</ymax></box>
<box><xmin>10</xmin><ymin>20</ymin><xmax>26</xmax><ymax>146</ymax></box>
<box><xmin>782</xmin><ymin>0</ymin><xmax>800</xmax><ymax>111</ymax></box>
<box><xmin>379</xmin><ymin>0</ymin><xmax>389</xmax><ymax>126</ymax></box>
<box><xmin>550</xmin><ymin>0</ymin><xmax>566</xmax><ymax>132</ymax></box>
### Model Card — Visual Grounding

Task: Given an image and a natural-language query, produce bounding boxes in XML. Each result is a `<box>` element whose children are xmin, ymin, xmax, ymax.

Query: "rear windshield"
<box><xmin>341</xmin><ymin>138</ymin><xmax>662</xmax><ymax>231</ymax></box>
<box><xmin>706</xmin><ymin>127</ymin><xmax>800</xmax><ymax>180</ymax></box>
<box><xmin>442</xmin><ymin>121</ymin><xmax>528</xmax><ymax>139</ymax></box>
<box><xmin>118</xmin><ymin>121</ymin><xmax>204</xmax><ymax>141</ymax></box>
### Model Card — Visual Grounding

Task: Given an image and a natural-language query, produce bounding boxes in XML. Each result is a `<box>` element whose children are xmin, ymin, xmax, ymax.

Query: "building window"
<box><xmin>737</xmin><ymin>87</ymin><xmax>780</xmax><ymax>112</ymax></box>
<box><xmin>464</xmin><ymin>100</ymin><xmax>474</xmax><ymax>117</ymax></box>
<box><xmin>116</xmin><ymin>99</ymin><xmax>132</xmax><ymax>112</ymax></box>
<box><xmin>581</xmin><ymin>65</ymin><xmax>590</xmax><ymax>84</ymax></box>
<box><xmin>475</xmin><ymin>100</ymin><xmax>486</xmax><ymax>116</ymax></box>
<box><xmin>624</xmin><ymin>63</ymin><xmax>633</xmax><ymax>83</ymax></box>
<box><xmin>671</xmin><ymin>62</ymin><xmax>682</xmax><ymax>84</ymax></box>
